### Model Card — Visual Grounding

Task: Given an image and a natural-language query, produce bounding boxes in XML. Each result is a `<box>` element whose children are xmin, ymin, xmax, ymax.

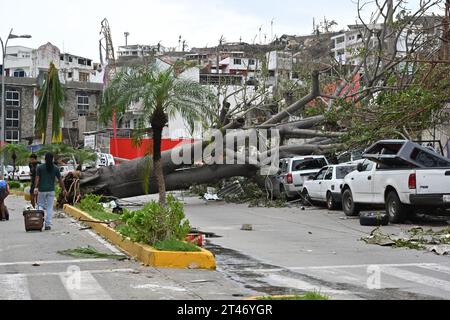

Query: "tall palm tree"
<box><xmin>35</xmin><ymin>62</ymin><xmax>65</xmax><ymax>145</ymax></box>
<box><xmin>0</xmin><ymin>143</ymin><xmax>29</xmax><ymax>180</ymax></box>
<box><xmin>100</xmin><ymin>63</ymin><xmax>214</xmax><ymax>205</ymax></box>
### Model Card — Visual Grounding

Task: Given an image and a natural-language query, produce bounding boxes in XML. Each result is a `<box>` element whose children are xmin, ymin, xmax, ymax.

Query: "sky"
<box><xmin>0</xmin><ymin>0</ymin><xmax>444</xmax><ymax>62</ymax></box>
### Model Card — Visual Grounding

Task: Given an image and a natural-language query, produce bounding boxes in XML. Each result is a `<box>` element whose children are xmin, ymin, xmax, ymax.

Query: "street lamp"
<box><xmin>0</xmin><ymin>29</ymin><xmax>32</xmax><ymax>179</ymax></box>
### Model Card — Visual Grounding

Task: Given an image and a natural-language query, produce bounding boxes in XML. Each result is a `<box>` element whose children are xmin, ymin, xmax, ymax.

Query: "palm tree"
<box><xmin>0</xmin><ymin>143</ymin><xmax>29</xmax><ymax>180</ymax></box>
<box><xmin>35</xmin><ymin>62</ymin><xmax>65</xmax><ymax>145</ymax></box>
<box><xmin>72</xmin><ymin>148</ymin><xmax>97</xmax><ymax>169</ymax></box>
<box><xmin>100</xmin><ymin>63</ymin><xmax>214</xmax><ymax>205</ymax></box>
<box><xmin>37</xmin><ymin>144</ymin><xmax>74</xmax><ymax>164</ymax></box>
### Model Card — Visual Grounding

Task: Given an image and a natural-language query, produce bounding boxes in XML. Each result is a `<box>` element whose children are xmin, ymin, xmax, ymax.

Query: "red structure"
<box><xmin>110</xmin><ymin>138</ymin><xmax>194</xmax><ymax>160</ymax></box>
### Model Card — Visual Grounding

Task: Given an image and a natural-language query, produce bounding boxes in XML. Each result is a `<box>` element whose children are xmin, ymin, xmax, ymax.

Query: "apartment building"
<box><xmin>4</xmin><ymin>43</ymin><xmax>102</xmax><ymax>83</ymax></box>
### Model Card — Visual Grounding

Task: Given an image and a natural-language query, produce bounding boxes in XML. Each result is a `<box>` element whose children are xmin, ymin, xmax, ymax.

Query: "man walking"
<box><xmin>29</xmin><ymin>154</ymin><xmax>41</xmax><ymax>208</ymax></box>
<box><xmin>34</xmin><ymin>153</ymin><xmax>67</xmax><ymax>230</ymax></box>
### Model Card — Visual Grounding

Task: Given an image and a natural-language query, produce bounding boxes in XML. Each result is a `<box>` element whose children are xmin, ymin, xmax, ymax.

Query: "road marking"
<box><xmin>263</xmin><ymin>274</ymin><xmax>354</xmax><ymax>296</ymax></box>
<box><xmin>242</xmin><ymin>262</ymin><xmax>446</xmax><ymax>273</ymax></box>
<box><xmin>131</xmin><ymin>284</ymin><xmax>187</xmax><ymax>292</ymax></box>
<box><xmin>0</xmin><ymin>274</ymin><xmax>32</xmax><ymax>300</ymax></box>
<box><xmin>0</xmin><ymin>259</ymin><xmax>110</xmax><ymax>267</ymax></box>
<box><xmin>382</xmin><ymin>267</ymin><xmax>450</xmax><ymax>292</ymax></box>
<box><xmin>419</xmin><ymin>264</ymin><xmax>450</xmax><ymax>275</ymax></box>
<box><xmin>7</xmin><ymin>268</ymin><xmax>135</xmax><ymax>278</ymax></box>
<box><xmin>60</xmin><ymin>271</ymin><xmax>112</xmax><ymax>300</ymax></box>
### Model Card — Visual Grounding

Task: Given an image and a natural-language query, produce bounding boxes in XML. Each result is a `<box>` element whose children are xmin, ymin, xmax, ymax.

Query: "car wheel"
<box><xmin>359</xmin><ymin>212</ymin><xmax>389</xmax><ymax>226</ymax></box>
<box><xmin>385</xmin><ymin>191</ymin><xmax>409</xmax><ymax>224</ymax></box>
<box><xmin>342</xmin><ymin>189</ymin><xmax>360</xmax><ymax>216</ymax></box>
<box><xmin>301</xmin><ymin>189</ymin><xmax>312</xmax><ymax>206</ymax></box>
<box><xmin>326</xmin><ymin>192</ymin><xmax>338</xmax><ymax>210</ymax></box>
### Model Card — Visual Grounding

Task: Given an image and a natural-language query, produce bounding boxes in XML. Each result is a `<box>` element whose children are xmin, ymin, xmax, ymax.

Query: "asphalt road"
<box><xmin>0</xmin><ymin>195</ymin><xmax>255</xmax><ymax>300</ymax></box>
<box><xmin>123</xmin><ymin>193</ymin><xmax>450</xmax><ymax>300</ymax></box>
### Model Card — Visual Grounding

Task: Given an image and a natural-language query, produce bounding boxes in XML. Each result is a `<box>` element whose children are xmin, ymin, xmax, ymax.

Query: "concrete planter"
<box><xmin>63</xmin><ymin>205</ymin><xmax>216</xmax><ymax>270</ymax></box>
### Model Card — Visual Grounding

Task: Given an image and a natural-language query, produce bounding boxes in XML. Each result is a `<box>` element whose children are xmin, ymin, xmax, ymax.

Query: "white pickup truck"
<box><xmin>341</xmin><ymin>140</ymin><xmax>450</xmax><ymax>223</ymax></box>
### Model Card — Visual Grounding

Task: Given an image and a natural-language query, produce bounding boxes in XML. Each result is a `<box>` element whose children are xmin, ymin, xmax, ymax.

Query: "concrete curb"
<box><xmin>63</xmin><ymin>205</ymin><xmax>216</xmax><ymax>270</ymax></box>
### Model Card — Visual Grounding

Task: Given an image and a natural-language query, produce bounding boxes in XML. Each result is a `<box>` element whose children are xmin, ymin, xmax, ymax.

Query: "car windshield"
<box><xmin>292</xmin><ymin>158</ymin><xmax>327</xmax><ymax>171</ymax></box>
<box><xmin>336</xmin><ymin>165</ymin><xmax>356</xmax><ymax>179</ymax></box>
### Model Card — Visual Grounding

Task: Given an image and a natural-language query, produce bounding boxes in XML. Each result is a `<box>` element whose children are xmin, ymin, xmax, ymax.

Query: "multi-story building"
<box><xmin>4</xmin><ymin>43</ymin><xmax>103</xmax><ymax>84</ymax></box>
<box><xmin>0</xmin><ymin>76</ymin><xmax>103</xmax><ymax>146</ymax></box>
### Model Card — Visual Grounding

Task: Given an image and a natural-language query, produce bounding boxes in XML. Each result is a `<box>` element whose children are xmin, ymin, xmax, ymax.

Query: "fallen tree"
<box><xmin>58</xmin><ymin>0</ymin><xmax>448</xmax><ymax>204</ymax></box>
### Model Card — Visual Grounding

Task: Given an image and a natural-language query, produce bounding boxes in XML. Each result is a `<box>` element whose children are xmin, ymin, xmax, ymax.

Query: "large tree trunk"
<box><xmin>60</xmin><ymin>70</ymin><xmax>344</xmax><ymax>202</ymax></box>
<box><xmin>151</xmin><ymin>107</ymin><xmax>168</xmax><ymax>206</ymax></box>
<box><xmin>45</xmin><ymin>103</ymin><xmax>53</xmax><ymax>145</ymax></box>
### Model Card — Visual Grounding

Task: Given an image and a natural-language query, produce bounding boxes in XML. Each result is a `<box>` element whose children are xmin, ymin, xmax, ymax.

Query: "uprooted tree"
<box><xmin>59</xmin><ymin>0</ymin><xmax>450</xmax><ymax>204</ymax></box>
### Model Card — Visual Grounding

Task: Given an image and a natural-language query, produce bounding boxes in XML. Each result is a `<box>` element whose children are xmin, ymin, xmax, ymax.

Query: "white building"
<box><xmin>117</xmin><ymin>44</ymin><xmax>165</xmax><ymax>59</ymax></box>
<box><xmin>4</xmin><ymin>43</ymin><xmax>102</xmax><ymax>83</ymax></box>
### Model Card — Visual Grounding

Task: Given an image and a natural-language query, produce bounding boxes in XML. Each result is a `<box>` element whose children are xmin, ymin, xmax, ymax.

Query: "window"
<box><xmin>410</xmin><ymin>148</ymin><xmax>450</xmax><ymax>168</ymax></box>
<box><xmin>78</xmin><ymin>58</ymin><xmax>86</xmax><ymax>65</ymax></box>
<box><xmin>79</xmin><ymin>72</ymin><xmax>89</xmax><ymax>82</ymax></box>
<box><xmin>69</xmin><ymin>56</ymin><xmax>73</xmax><ymax>62</ymax></box>
<box><xmin>324</xmin><ymin>167</ymin><xmax>333</xmax><ymax>180</ymax></box>
<box><xmin>5</xmin><ymin>91</ymin><xmax>20</xmax><ymax>107</ymax></box>
<box><xmin>361</xmin><ymin>160</ymin><xmax>374</xmax><ymax>172</ymax></box>
<box><xmin>233</xmin><ymin>59</ymin><xmax>242</xmax><ymax>65</ymax></box>
<box><xmin>13</xmin><ymin>69</ymin><xmax>26</xmax><ymax>77</ymax></box>
<box><xmin>87</xmin><ymin>60</ymin><xmax>92</xmax><ymax>66</ymax></box>
<box><xmin>315</xmin><ymin>168</ymin><xmax>328</xmax><ymax>180</ymax></box>
<box><xmin>68</xmin><ymin>72</ymin><xmax>73</xmax><ymax>78</ymax></box>
<box><xmin>60</xmin><ymin>55</ymin><xmax>64</xmax><ymax>61</ymax></box>
<box><xmin>336</xmin><ymin>165</ymin><xmax>357</xmax><ymax>179</ymax></box>
<box><xmin>6</xmin><ymin>109</ymin><xmax>20</xmax><ymax>128</ymax></box>
<box><xmin>77</xmin><ymin>95</ymin><xmax>89</xmax><ymax>116</ymax></box>
<box><xmin>248</xmin><ymin>59</ymin><xmax>255</xmax><ymax>65</ymax></box>
<box><xmin>292</xmin><ymin>158</ymin><xmax>328</xmax><ymax>171</ymax></box>
<box><xmin>5</xmin><ymin>130</ymin><xmax>19</xmax><ymax>143</ymax></box>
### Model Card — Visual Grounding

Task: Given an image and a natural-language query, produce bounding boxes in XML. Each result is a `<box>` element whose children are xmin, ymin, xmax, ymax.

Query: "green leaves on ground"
<box><xmin>57</xmin><ymin>246</ymin><xmax>127</xmax><ymax>260</ymax></box>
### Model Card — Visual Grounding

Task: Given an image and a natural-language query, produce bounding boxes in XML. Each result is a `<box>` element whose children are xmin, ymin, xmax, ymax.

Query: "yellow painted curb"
<box><xmin>63</xmin><ymin>205</ymin><xmax>216</xmax><ymax>270</ymax></box>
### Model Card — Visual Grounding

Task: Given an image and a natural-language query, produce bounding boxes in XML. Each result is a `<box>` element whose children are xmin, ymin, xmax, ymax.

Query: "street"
<box><xmin>171</xmin><ymin>194</ymin><xmax>450</xmax><ymax>300</ymax></box>
<box><xmin>0</xmin><ymin>195</ymin><xmax>255</xmax><ymax>300</ymax></box>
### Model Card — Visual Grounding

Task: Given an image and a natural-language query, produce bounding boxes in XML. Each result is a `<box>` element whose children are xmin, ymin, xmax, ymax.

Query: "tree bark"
<box><xmin>151</xmin><ymin>108</ymin><xmax>168</xmax><ymax>206</ymax></box>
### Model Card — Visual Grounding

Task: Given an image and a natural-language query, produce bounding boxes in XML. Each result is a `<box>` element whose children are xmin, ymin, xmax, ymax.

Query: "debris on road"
<box><xmin>362</xmin><ymin>227</ymin><xmax>450</xmax><ymax>254</ymax></box>
<box><xmin>58</xmin><ymin>246</ymin><xmax>128</xmax><ymax>260</ymax></box>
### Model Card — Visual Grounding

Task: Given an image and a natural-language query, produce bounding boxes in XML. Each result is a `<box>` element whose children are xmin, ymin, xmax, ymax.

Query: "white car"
<box><xmin>269</xmin><ymin>156</ymin><xmax>329</xmax><ymax>199</ymax></box>
<box><xmin>302</xmin><ymin>163</ymin><xmax>358</xmax><ymax>210</ymax></box>
<box><xmin>341</xmin><ymin>140</ymin><xmax>450</xmax><ymax>223</ymax></box>
<box><xmin>14</xmin><ymin>166</ymin><xmax>31</xmax><ymax>181</ymax></box>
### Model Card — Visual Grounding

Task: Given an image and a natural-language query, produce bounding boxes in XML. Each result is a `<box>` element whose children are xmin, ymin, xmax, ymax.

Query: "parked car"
<box><xmin>341</xmin><ymin>140</ymin><xmax>450</xmax><ymax>223</ymax></box>
<box><xmin>14</xmin><ymin>166</ymin><xmax>31</xmax><ymax>181</ymax></box>
<box><xmin>268</xmin><ymin>156</ymin><xmax>329</xmax><ymax>199</ymax></box>
<box><xmin>302</xmin><ymin>163</ymin><xmax>359</xmax><ymax>210</ymax></box>
<box><xmin>2</xmin><ymin>167</ymin><xmax>12</xmax><ymax>180</ymax></box>
<box><xmin>337</xmin><ymin>150</ymin><xmax>363</xmax><ymax>164</ymax></box>
<box><xmin>96</xmin><ymin>153</ymin><xmax>115</xmax><ymax>167</ymax></box>
<box><xmin>59</xmin><ymin>165</ymin><xmax>76</xmax><ymax>178</ymax></box>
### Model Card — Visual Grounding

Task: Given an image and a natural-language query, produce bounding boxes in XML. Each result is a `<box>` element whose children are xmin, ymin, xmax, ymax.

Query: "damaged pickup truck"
<box><xmin>341</xmin><ymin>140</ymin><xmax>450</xmax><ymax>223</ymax></box>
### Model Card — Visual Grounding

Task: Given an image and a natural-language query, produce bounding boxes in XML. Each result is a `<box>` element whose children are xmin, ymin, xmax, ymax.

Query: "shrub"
<box><xmin>9</xmin><ymin>181</ymin><xmax>21</xmax><ymax>189</ymax></box>
<box><xmin>119</xmin><ymin>194</ymin><xmax>191</xmax><ymax>245</ymax></box>
<box><xmin>77</xmin><ymin>194</ymin><xmax>104</xmax><ymax>213</ymax></box>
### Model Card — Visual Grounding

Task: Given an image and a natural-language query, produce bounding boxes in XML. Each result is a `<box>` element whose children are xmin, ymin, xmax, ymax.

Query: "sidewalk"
<box><xmin>0</xmin><ymin>195</ymin><xmax>255</xmax><ymax>300</ymax></box>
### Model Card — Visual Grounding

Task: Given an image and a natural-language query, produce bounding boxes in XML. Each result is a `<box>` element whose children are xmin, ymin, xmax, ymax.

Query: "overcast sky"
<box><xmin>0</xmin><ymin>0</ymin><xmax>443</xmax><ymax>61</ymax></box>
